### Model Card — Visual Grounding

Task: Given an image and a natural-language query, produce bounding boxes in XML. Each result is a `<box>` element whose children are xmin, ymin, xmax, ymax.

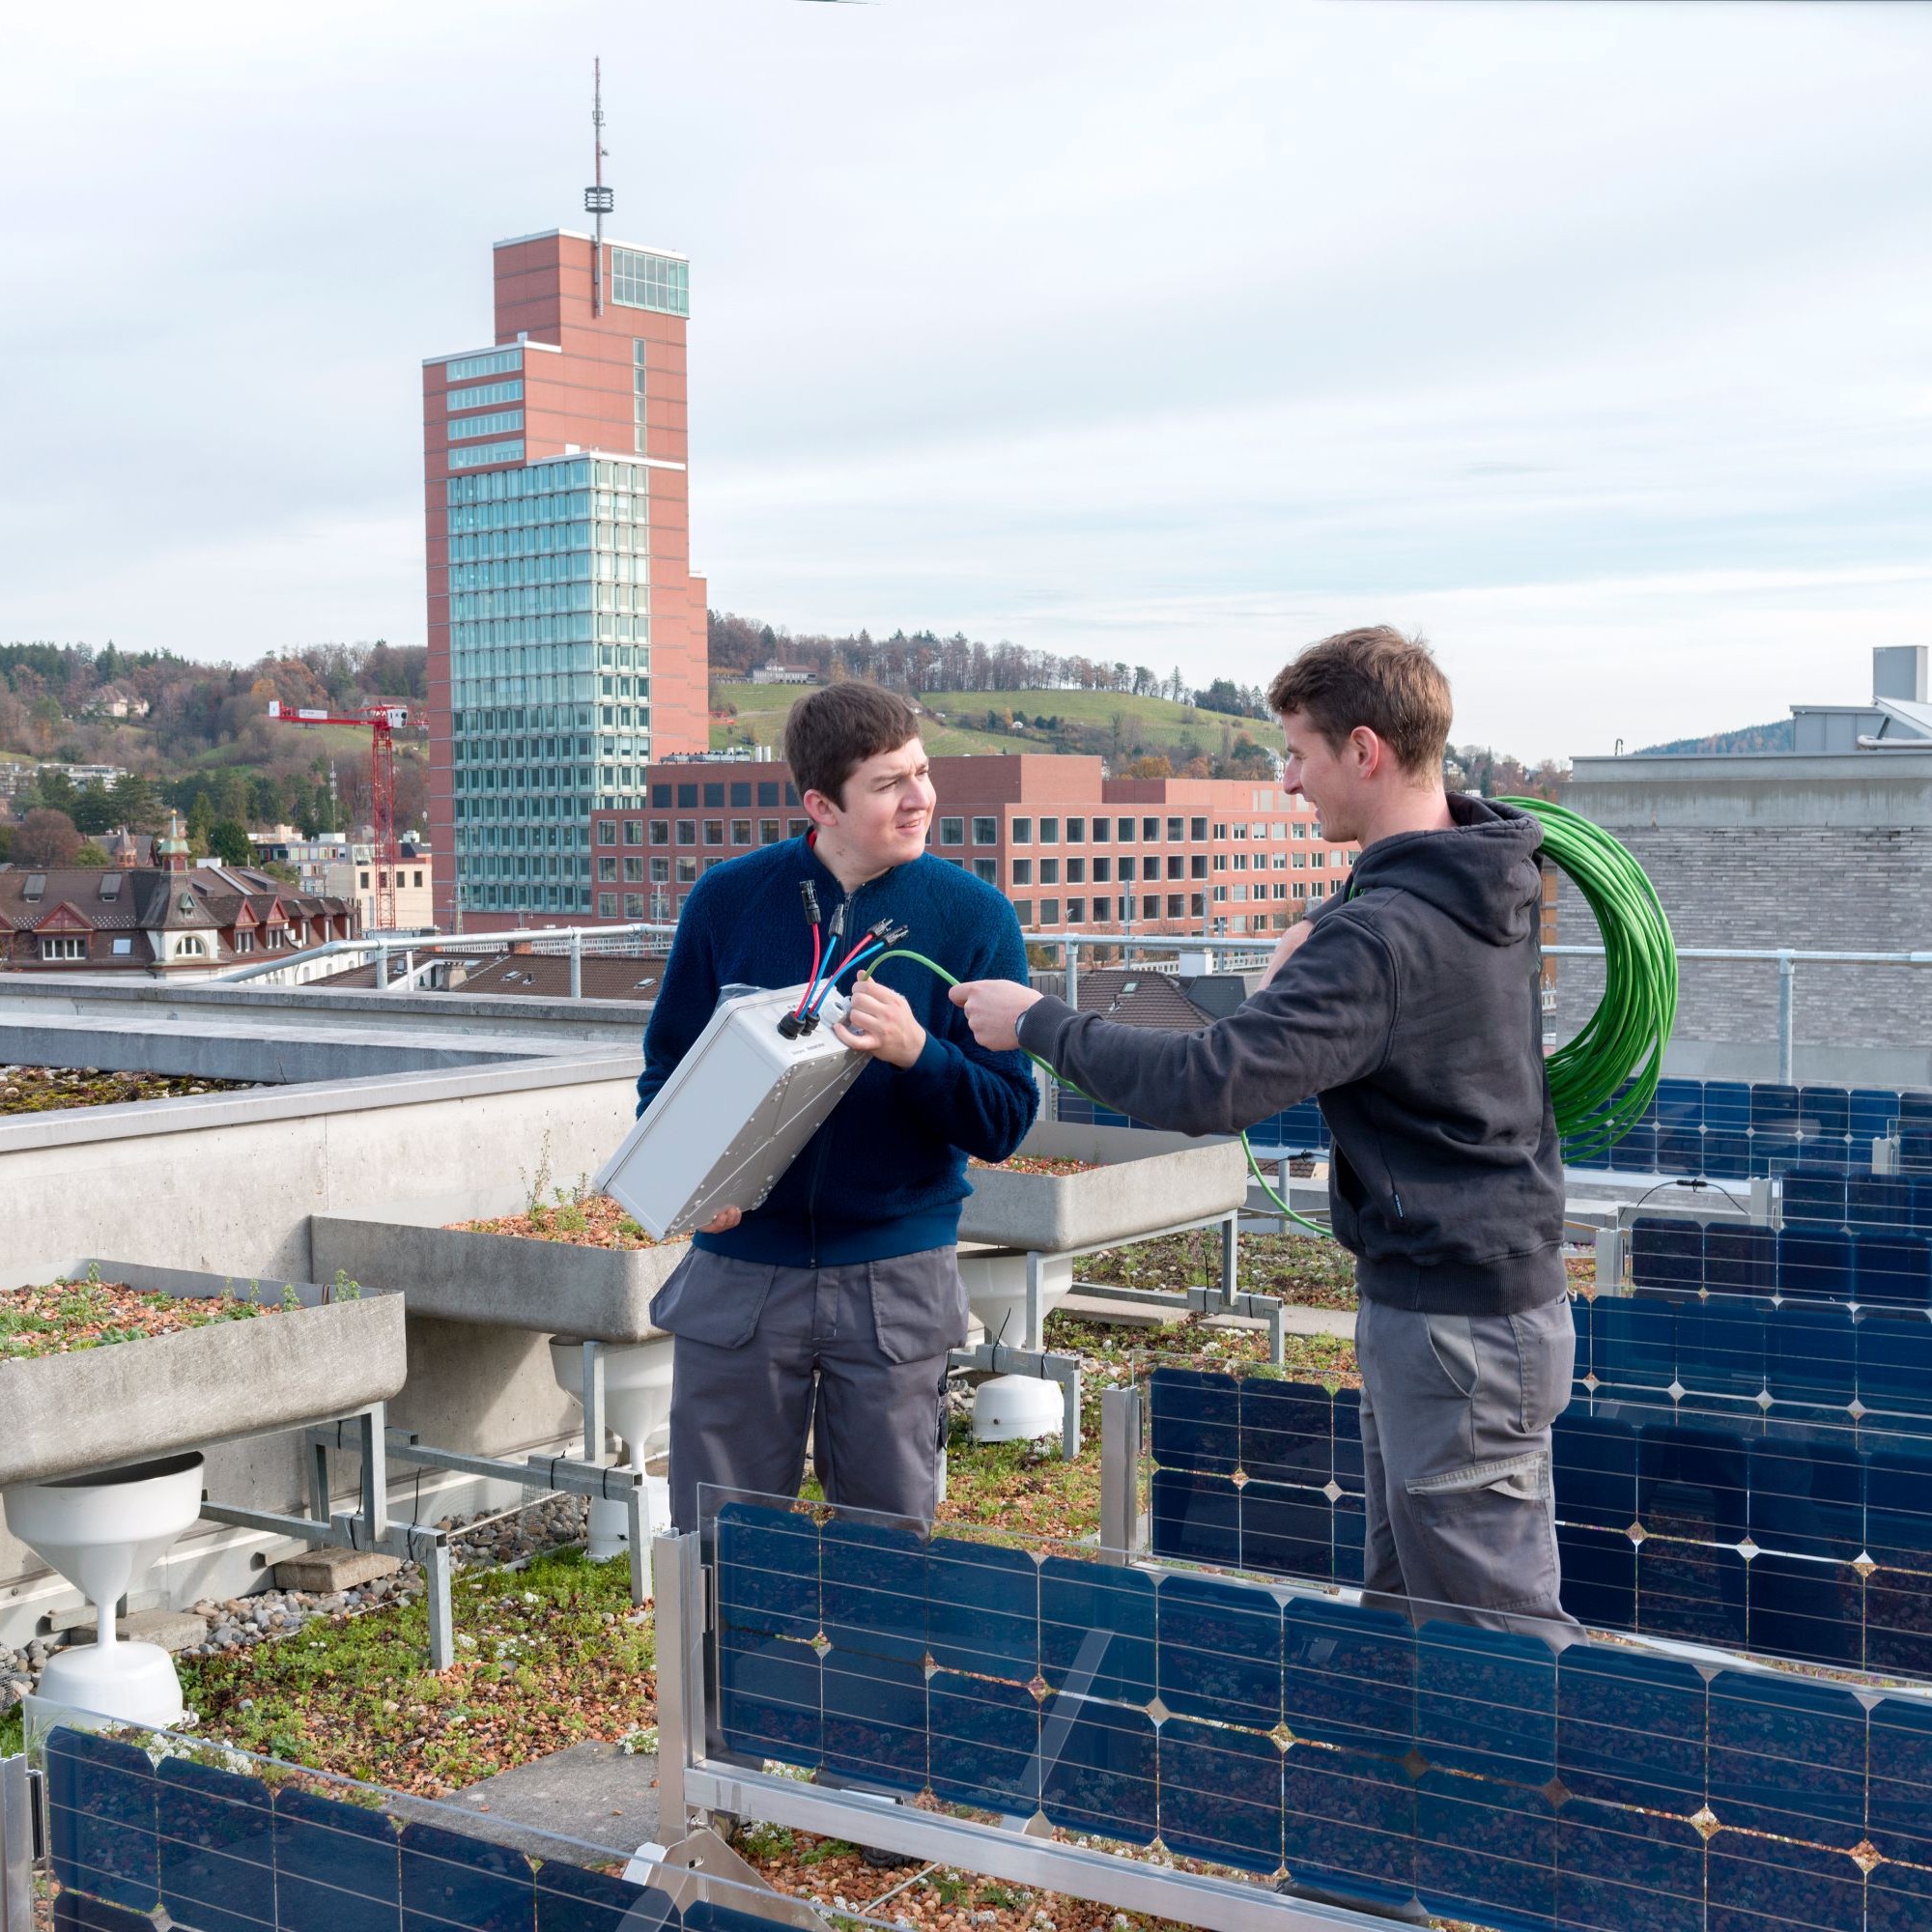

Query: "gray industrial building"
<box><xmin>1559</xmin><ymin>645</ymin><xmax>1932</xmax><ymax>1086</ymax></box>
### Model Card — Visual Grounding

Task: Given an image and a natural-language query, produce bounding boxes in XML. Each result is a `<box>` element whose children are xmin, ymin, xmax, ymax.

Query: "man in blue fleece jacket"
<box><xmin>639</xmin><ymin>682</ymin><xmax>1037</xmax><ymax>1533</ymax></box>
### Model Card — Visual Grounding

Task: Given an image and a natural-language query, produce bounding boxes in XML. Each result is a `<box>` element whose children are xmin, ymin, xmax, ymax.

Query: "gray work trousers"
<box><xmin>650</xmin><ymin>1244</ymin><xmax>966</xmax><ymax>1535</ymax></box>
<box><xmin>1355</xmin><ymin>1292</ymin><xmax>1581</xmax><ymax>1644</ymax></box>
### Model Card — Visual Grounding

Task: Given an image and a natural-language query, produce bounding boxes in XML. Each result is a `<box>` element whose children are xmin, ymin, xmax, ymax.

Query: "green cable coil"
<box><xmin>1498</xmin><ymin>794</ymin><xmax>1679</xmax><ymax>1163</ymax></box>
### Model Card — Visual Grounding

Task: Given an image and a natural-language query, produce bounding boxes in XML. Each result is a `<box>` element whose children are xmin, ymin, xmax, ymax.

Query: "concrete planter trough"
<box><xmin>0</xmin><ymin>1262</ymin><xmax>407</xmax><ymax>1488</ymax></box>
<box><xmin>956</xmin><ymin>1135</ymin><xmax>1249</xmax><ymax>1253</ymax></box>
<box><xmin>308</xmin><ymin>1196</ymin><xmax>688</xmax><ymax>1345</ymax></box>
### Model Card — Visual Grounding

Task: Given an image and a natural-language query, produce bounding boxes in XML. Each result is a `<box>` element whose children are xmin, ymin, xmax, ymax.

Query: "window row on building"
<box><xmin>444</xmin><ymin>377</ymin><xmax>523</xmax><ymax>411</ymax></box>
<box><xmin>610</xmin><ymin>246</ymin><xmax>689</xmax><ymax>317</ymax></box>
<box><xmin>441</xmin><ymin>347</ymin><xmax>522</xmax><ymax>384</ymax></box>
<box><xmin>447</xmin><ymin>408</ymin><xmax>526</xmax><ymax>442</ymax></box>
<box><xmin>448</xmin><ymin>438</ymin><xmax>526</xmax><ymax>470</ymax></box>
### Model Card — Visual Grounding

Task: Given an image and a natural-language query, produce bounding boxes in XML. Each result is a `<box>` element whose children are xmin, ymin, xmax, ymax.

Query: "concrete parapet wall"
<box><xmin>1550</xmin><ymin>823</ymin><xmax>1932</xmax><ymax>1082</ymax></box>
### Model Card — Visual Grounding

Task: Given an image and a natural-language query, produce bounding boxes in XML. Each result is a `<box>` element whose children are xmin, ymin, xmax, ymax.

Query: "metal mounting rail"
<box><xmin>0</xmin><ymin>1752</ymin><xmax>38</xmax><ymax>1932</ymax></box>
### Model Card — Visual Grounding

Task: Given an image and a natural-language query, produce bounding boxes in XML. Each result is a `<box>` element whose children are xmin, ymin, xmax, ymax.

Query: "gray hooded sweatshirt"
<box><xmin>1015</xmin><ymin>793</ymin><xmax>1567</xmax><ymax>1316</ymax></box>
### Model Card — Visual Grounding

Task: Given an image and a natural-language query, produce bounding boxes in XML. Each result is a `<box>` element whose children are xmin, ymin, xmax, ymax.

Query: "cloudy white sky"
<box><xmin>3</xmin><ymin>0</ymin><xmax>1927</xmax><ymax>756</ymax></box>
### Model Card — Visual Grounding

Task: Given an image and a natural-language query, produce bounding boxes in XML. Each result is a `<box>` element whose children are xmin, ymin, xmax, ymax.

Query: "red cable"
<box><xmin>792</xmin><ymin>929</ymin><xmax>823</xmax><ymax>1015</ymax></box>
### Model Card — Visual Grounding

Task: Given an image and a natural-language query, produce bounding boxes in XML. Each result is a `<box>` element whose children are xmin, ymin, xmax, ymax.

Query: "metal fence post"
<box><xmin>1065</xmin><ymin>938</ymin><xmax>1079</xmax><ymax>1016</ymax></box>
<box><xmin>570</xmin><ymin>930</ymin><xmax>583</xmax><ymax>1000</ymax></box>
<box><xmin>0</xmin><ymin>1752</ymin><xmax>37</xmax><ymax>1932</ymax></box>
<box><xmin>1098</xmin><ymin>1385</ymin><xmax>1142</xmax><ymax>1562</ymax></box>
<box><xmin>1778</xmin><ymin>952</ymin><xmax>1796</xmax><ymax>1084</ymax></box>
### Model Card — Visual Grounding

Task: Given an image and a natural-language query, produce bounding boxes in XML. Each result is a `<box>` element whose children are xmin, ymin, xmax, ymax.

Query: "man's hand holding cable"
<box><xmin>833</xmin><ymin>977</ymin><xmax>927</xmax><ymax>1068</ymax></box>
<box><xmin>949</xmin><ymin>979</ymin><xmax>1043</xmax><ymax>1053</ymax></box>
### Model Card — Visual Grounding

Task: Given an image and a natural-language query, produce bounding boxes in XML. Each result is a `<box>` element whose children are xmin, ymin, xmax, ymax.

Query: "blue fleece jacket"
<box><xmin>636</xmin><ymin>835</ymin><xmax>1039</xmax><ymax>1266</ymax></box>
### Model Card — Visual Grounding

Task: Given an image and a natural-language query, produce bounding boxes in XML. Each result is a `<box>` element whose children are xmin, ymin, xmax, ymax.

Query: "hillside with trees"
<box><xmin>0</xmin><ymin>640</ymin><xmax>428</xmax><ymax>864</ymax></box>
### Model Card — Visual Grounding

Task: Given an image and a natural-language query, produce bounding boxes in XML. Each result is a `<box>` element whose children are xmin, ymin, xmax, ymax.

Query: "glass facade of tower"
<box><xmin>446</xmin><ymin>453</ymin><xmax>654</xmax><ymax>917</ymax></box>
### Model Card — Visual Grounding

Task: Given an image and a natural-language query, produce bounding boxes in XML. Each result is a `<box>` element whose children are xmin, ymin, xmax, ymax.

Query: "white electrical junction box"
<box><xmin>593</xmin><ymin>981</ymin><xmax>867</xmax><ymax>1240</ymax></box>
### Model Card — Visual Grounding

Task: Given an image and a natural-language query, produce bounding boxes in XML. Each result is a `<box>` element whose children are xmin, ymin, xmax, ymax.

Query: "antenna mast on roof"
<box><xmin>585</xmin><ymin>57</ymin><xmax>613</xmax><ymax>316</ymax></box>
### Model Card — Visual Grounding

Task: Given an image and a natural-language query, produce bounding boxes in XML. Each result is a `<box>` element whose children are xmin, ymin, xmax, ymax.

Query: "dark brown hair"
<box><xmin>783</xmin><ymin>680</ymin><xmax>923</xmax><ymax>807</ymax></box>
<box><xmin>1266</xmin><ymin>626</ymin><xmax>1452</xmax><ymax>776</ymax></box>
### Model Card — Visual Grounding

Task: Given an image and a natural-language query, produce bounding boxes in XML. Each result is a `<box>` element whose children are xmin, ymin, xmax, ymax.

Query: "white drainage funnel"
<box><xmin>959</xmin><ymin>1251</ymin><xmax>1074</xmax><ymax>1442</ymax></box>
<box><xmin>4</xmin><ymin>1452</ymin><xmax>205</xmax><ymax>1728</ymax></box>
<box><xmin>550</xmin><ymin>1337</ymin><xmax>674</xmax><ymax>1560</ymax></box>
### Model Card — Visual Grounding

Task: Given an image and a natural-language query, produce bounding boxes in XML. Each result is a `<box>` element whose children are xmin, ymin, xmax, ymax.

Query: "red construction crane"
<box><xmin>267</xmin><ymin>700</ymin><xmax>417</xmax><ymax>931</ymax></box>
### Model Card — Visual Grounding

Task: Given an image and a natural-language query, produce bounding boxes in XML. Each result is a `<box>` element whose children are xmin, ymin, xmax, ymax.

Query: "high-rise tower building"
<box><xmin>422</xmin><ymin>229</ymin><xmax>708</xmax><ymax>926</ymax></box>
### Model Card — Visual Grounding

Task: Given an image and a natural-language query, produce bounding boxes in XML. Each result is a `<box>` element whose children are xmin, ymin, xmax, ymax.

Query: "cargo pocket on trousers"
<box><xmin>1406</xmin><ymin>1450</ymin><xmax>1551</xmax><ymax>1513</ymax></box>
<box><xmin>870</xmin><ymin>1248</ymin><xmax>970</xmax><ymax>1365</ymax></box>
<box><xmin>646</xmin><ymin>1249</ymin><xmax>779</xmax><ymax>1350</ymax></box>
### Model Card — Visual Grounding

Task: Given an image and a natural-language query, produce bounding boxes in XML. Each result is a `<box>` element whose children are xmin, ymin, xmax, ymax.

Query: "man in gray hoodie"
<box><xmin>953</xmin><ymin>627</ymin><xmax>1578</xmax><ymax>1640</ymax></box>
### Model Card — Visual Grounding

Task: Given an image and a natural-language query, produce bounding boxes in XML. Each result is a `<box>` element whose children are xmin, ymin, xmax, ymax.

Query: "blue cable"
<box><xmin>810</xmin><ymin>941</ymin><xmax>885</xmax><ymax>1013</ymax></box>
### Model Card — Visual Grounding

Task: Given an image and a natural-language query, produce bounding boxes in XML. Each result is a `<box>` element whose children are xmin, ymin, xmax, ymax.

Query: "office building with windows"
<box><xmin>423</xmin><ymin>229</ymin><xmax>709</xmax><ymax>926</ymax></box>
<box><xmin>589</xmin><ymin>753</ymin><xmax>1354</xmax><ymax>933</ymax></box>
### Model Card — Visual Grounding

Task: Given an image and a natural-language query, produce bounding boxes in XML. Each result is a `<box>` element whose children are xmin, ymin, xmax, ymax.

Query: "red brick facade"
<box><xmin>589</xmin><ymin>753</ymin><xmax>1356</xmax><ymax>936</ymax></box>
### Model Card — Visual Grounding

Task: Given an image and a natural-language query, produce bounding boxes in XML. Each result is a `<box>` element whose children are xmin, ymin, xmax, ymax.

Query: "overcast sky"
<box><xmin>3</xmin><ymin>0</ymin><xmax>1927</xmax><ymax>756</ymax></box>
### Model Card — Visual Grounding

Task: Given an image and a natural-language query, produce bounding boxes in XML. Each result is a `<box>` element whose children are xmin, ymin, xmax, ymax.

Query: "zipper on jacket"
<box><xmin>804</xmin><ymin>880</ymin><xmax>864</xmax><ymax>1267</ymax></box>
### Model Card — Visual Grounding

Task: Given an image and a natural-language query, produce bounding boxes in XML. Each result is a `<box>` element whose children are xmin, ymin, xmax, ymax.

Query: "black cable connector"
<box><xmin>777</xmin><ymin>1012</ymin><xmax>806</xmax><ymax>1039</ymax></box>
<box><xmin>800</xmin><ymin>881</ymin><xmax>821</xmax><ymax>927</ymax></box>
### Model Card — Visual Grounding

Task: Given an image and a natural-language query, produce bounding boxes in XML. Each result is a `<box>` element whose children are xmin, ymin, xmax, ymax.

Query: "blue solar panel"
<box><xmin>1415</xmin><ymin>1773</ymin><xmax>1557</xmax><ymax>1932</ymax></box>
<box><xmin>1866</xmin><ymin>1692</ymin><xmax>1932</xmax><ymax>1866</ymax></box>
<box><xmin>822</xmin><ymin>1649</ymin><xmax>927</xmax><ymax>1795</ymax></box>
<box><xmin>1705</xmin><ymin>1131</ymin><xmax>1754</xmax><ymax>1181</ymax></box>
<box><xmin>51</xmin><ymin>1894</ymin><xmax>158</xmax><ymax>1931</ymax></box>
<box><xmin>1556</xmin><ymin>1801</ymin><xmax>1704</xmax><ymax>1932</ymax></box>
<box><xmin>1749</xmin><ymin>1434</ymin><xmax>1865</xmax><ymax>1560</ymax></box>
<box><xmin>1609</xmin><ymin>1122</ymin><xmax>1659</xmax><ymax>1173</ymax></box>
<box><xmin>1767</xmin><ymin>1301</ymin><xmax>1858</xmax><ymax>1409</ymax></box>
<box><xmin>1553</xmin><ymin>1411</ymin><xmax>1639</xmax><ymax>1531</ymax></box>
<box><xmin>1157</xmin><ymin>1719</ymin><xmax>1284</xmax><ymax>1876</ymax></box>
<box><xmin>1849</xmin><ymin>1176</ymin><xmax>1915</xmax><ymax>1234</ymax></box>
<box><xmin>1692</xmin><ymin>1224</ymin><xmax>1770</xmax><ymax>1298</ymax></box>
<box><xmin>1656</xmin><ymin>1125</ymin><xmax>1706</xmax><ymax>1175</ymax></box>
<box><xmin>1754</xmin><ymin>1084</ymin><xmax>1802</xmax><ymax>1134</ymax></box>
<box><xmin>1038</xmin><ymin>1555</ymin><xmax>1154</xmax><ymax>1705</ymax></box>
<box><xmin>926</xmin><ymin>1535</ymin><xmax>1037</xmax><ymax>1679</ymax></box>
<box><xmin>1149</xmin><ymin>1465</ymin><xmax>1240</xmax><ymax>1566</ymax></box>
<box><xmin>1592</xmin><ymin>1294</ymin><xmax>1678</xmax><ymax>1393</ymax></box>
<box><xmin>1852</xmin><ymin>1089</ymin><xmax>1903</xmax><ymax>1146</ymax></box>
<box><xmin>1037</xmin><ymin>1697</ymin><xmax>1157</xmax><ymax>1845</ymax></box>
<box><xmin>1283</xmin><ymin>1598</ymin><xmax>1414</xmax><ymax>1755</ymax></box>
<box><xmin>1748</xmin><ymin>1551</ymin><xmax>1865</xmax><ymax>1667</ymax></box>
<box><xmin>1705</xmin><ymin>1832</ymin><xmax>1865</xmax><ymax>1932</ymax></box>
<box><xmin>1858</xmin><ymin>1314</ymin><xmax>1932</xmax><ymax>1420</ymax></box>
<box><xmin>1707</xmin><ymin>1668</ymin><xmax>1867</xmax><ymax>1845</ymax></box>
<box><xmin>1239</xmin><ymin>1479</ymin><xmax>1335</xmax><ymax>1582</ymax></box>
<box><xmin>1556</xmin><ymin>1524</ymin><xmax>1637</xmax><ymax>1630</ymax></box>
<box><xmin>926</xmin><ymin>1671</ymin><xmax>1039</xmax><ymax>1815</ymax></box>
<box><xmin>821</xmin><ymin>1516</ymin><xmax>926</xmax><ymax>1664</ymax></box>
<box><xmin>533</xmin><ymin>1861</ymin><xmax>677</xmax><ymax>1932</ymax></box>
<box><xmin>719</xmin><ymin>1631</ymin><xmax>822</xmax><ymax>1768</ymax></box>
<box><xmin>1705</xmin><ymin>1082</ymin><xmax>1752</xmax><ymax>1132</ymax></box>
<box><xmin>1631</xmin><ymin>1216</ymin><xmax>1702</xmax><ymax>1291</ymax></box>
<box><xmin>156</xmin><ymin>1756</ymin><xmax>275</xmax><ymax>1932</ymax></box>
<box><xmin>1555</xmin><ymin>1642</ymin><xmax>1707</xmax><ymax>1812</ymax></box>
<box><xmin>1677</xmin><ymin>1297</ymin><xmax>1770</xmax><ymax>1400</ymax></box>
<box><xmin>1238</xmin><ymin>1378</ymin><xmax>1332</xmax><ymax>1486</ymax></box>
<box><xmin>716</xmin><ymin>1502</ymin><xmax>818</xmax><ymax>1641</ymax></box>
<box><xmin>1147</xmin><ymin>1366</ymin><xmax>1239</xmax><ymax>1474</ymax></box>
<box><xmin>1865</xmin><ymin>1442</ymin><xmax>1932</xmax><ymax>1573</ymax></box>
<box><xmin>1860</xmin><ymin>1235</ymin><xmax>1932</xmax><ymax>1310</ymax></box>
<box><xmin>273</xmin><ymin>1784</ymin><xmax>402</xmax><ymax>1932</ymax></box>
<box><xmin>1655</xmin><ymin>1079</ymin><xmax>1703</xmax><ymax>1127</ymax></box>
<box><xmin>398</xmin><ymin>1821</ymin><xmax>533</xmax><ymax>1932</ymax></box>
<box><xmin>1780</xmin><ymin>1228</ymin><xmax>1855</xmax><ymax>1301</ymax></box>
<box><xmin>1800</xmin><ymin>1086</ymin><xmax>1853</xmax><ymax>1140</ymax></box>
<box><xmin>46</xmin><ymin>1726</ymin><xmax>158</xmax><ymax>1916</ymax></box>
<box><xmin>1156</xmin><ymin>1573</ymin><xmax>1283</xmax><ymax>1729</ymax></box>
<box><xmin>1415</xmin><ymin>1621</ymin><xmax>1555</xmax><ymax>1784</ymax></box>
<box><xmin>1282</xmin><ymin>1749</ymin><xmax>1417</xmax><ymax>1914</ymax></box>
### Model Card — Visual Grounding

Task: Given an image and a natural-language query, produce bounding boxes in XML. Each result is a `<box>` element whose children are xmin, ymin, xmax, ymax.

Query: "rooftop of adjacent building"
<box><xmin>312</xmin><ymin>950</ymin><xmax>662</xmax><ymax>1004</ymax></box>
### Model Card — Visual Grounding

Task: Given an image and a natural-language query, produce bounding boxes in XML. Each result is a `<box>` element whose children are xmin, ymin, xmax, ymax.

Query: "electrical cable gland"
<box><xmin>593</xmin><ymin>981</ymin><xmax>865</xmax><ymax>1239</ymax></box>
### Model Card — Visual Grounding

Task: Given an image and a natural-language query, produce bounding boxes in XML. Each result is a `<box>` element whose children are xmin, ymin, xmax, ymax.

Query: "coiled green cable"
<box><xmin>1497</xmin><ymin>794</ymin><xmax>1679</xmax><ymax>1165</ymax></box>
